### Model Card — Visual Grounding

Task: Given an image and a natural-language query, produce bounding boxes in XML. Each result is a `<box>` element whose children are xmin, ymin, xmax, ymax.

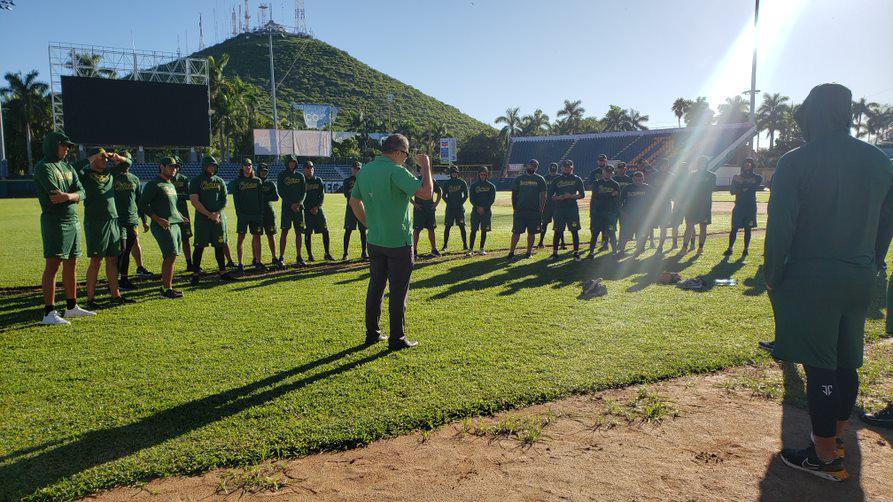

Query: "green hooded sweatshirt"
<box><xmin>34</xmin><ymin>132</ymin><xmax>84</xmax><ymax>222</ymax></box>
<box><xmin>189</xmin><ymin>156</ymin><xmax>228</xmax><ymax>213</ymax></box>
<box><xmin>764</xmin><ymin>83</ymin><xmax>893</xmax><ymax>288</ymax></box>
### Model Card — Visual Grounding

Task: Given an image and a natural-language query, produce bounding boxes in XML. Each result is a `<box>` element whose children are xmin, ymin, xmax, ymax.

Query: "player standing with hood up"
<box><xmin>277</xmin><ymin>154</ymin><xmax>307</xmax><ymax>267</ymax></box>
<box><xmin>468</xmin><ymin>166</ymin><xmax>496</xmax><ymax>255</ymax></box>
<box><xmin>341</xmin><ymin>161</ymin><xmax>368</xmax><ymax>260</ymax></box>
<box><xmin>302</xmin><ymin>161</ymin><xmax>334</xmax><ymax>261</ymax></box>
<box><xmin>189</xmin><ymin>155</ymin><xmax>237</xmax><ymax>284</ymax></box>
<box><xmin>441</xmin><ymin>166</ymin><xmax>469</xmax><ymax>252</ymax></box>
<box><xmin>725</xmin><ymin>158</ymin><xmax>762</xmax><ymax>257</ymax></box>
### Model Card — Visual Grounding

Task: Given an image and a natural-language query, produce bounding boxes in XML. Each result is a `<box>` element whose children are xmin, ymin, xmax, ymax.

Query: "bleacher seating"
<box><xmin>128</xmin><ymin>162</ymin><xmax>351</xmax><ymax>183</ymax></box>
<box><xmin>507</xmin><ymin>123</ymin><xmax>754</xmax><ymax>181</ymax></box>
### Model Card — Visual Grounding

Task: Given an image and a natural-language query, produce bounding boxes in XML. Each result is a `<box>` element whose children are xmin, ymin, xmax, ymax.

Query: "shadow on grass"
<box><xmin>0</xmin><ymin>343</ymin><xmax>388</xmax><ymax>498</ymax></box>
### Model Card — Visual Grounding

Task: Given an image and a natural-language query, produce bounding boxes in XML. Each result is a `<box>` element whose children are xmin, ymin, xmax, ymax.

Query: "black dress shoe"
<box><xmin>364</xmin><ymin>334</ymin><xmax>387</xmax><ymax>345</ymax></box>
<box><xmin>388</xmin><ymin>337</ymin><xmax>419</xmax><ymax>350</ymax></box>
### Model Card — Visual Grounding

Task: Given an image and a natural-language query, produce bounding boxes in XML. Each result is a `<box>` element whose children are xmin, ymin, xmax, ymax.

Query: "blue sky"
<box><xmin>2</xmin><ymin>0</ymin><xmax>891</xmax><ymax>129</ymax></box>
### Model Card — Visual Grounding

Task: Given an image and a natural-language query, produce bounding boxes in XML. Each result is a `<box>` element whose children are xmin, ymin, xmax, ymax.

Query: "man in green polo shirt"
<box><xmin>78</xmin><ymin>147</ymin><xmax>134</xmax><ymax>309</ymax></box>
<box><xmin>232</xmin><ymin>159</ymin><xmax>266</xmax><ymax>272</ymax></box>
<box><xmin>139</xmin><ymin>156</ymin><xmax>185</xmax><ymax>298</ymax></box>
<box><xmin>548</xmin><ymin>159</ymin><xmax>586</xmax><ymax>261</ymax></box>
<box><xmin>349</xmin><ymin>134</ymin><xmax>433</xmax><ymax>350</ymax></box>
<box><xmin>302</xmin><ymin>160</ymin><xmax>334</xmax><ymax>261</ymax></box>
<box><xmin>189</xmin><ymin>155</ymin><xmax>236</xmax><ymax>284</ymax></box>
<box><xmin>468</xmin><ymin>166</ymin><xmax>496</xmax><ymax>255</ymax></box>
<box><xmin>440</xmin><ymin>166</ymin><xmax>469</xmax><ymax>252</ymax></box>
<box><xmin>277</xmin><ymin>154</ymin><xmax>306</xmax><ymax>267</ymax></box>
<box><xmin>258</xmin><ymin>163</ymin><xmax>280</xmax><ymax>267</ymax></box>
<box><xmin>34</xmin><ymin>131</ymin><xmax>94</xmax><ymax>324</ymax></box>
<box><xmin>508</xmin><ymin>159</ymin><xmax>548</xmax><ymax>259</ymax></box>
<box><xmin>341</xmin><ymin>161</ymin><xmax>368</xmax><ymax>261</ymax></box>
<box><xmin>169</xmin><ymin>158</ymin><xmax>193</xmax><ymax>272</ymax></box>
<box><xmin>111</xmin><ymin>150</ymin><xmax>146</xmax><ymax>291</ymax></box>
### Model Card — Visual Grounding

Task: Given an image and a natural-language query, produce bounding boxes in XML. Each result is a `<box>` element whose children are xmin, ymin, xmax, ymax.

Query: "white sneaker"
<box><xmin>41</xmin><ymin>311</ymin><xmax>70</xmax><ymax>325</ymax></box>
<box><xmin>64</xmin><ymin>305</ymin><xmax>96</xmax><ymax>318</ymax></box>
<box><xmin>479</xmin><ymin>250</ymin><xmax>487</xmax><ymax>256</ymax></box>
<box><xmin>465</xmin><ymin>251</ymin><xmax>475</xmax><ymax>257</ymax></box>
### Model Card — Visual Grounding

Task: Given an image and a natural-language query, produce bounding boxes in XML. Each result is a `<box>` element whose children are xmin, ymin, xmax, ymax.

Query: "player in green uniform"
<box><xmin>302</xmin><ymin>161</ymin><xmax>334</xmax><ymax>261</ymax></box>
<box><xmin>682</xmin><ymin>156</ymin><xmax>716</xmax><ymax>254</ymax></box>
<box><xmin>548</xmin><ymin>159</ymin><xmax>586</xmax><ymax>261</ymax></box>
<box><xmin>724</xmin><ymin>158</ymin><xmax>762</xmax><ymax>257</ymax></box>
<box><xmin>587</xmin><ymin>164</ymin><xmax>621</xmax><ymax>257</ymax></box>
<box><xmin>189</xmin><ymin>155</ymin><xmax>236</xmax><ymax>284</ymax></box>
<box><xmin>258</xmin><ymin>164</ymin><xmax>280</xmax><ymax>267</ymax></box>
<box><xmin>277</xmin><ymin>154</ymin><xmax>307</xmax><ymax>266</ymax></box>
<box><xmin>341</xmin><ymin>161</ymin><xmax>368</xmax><ymax>261</ymax></box>
<box><xmin>412</xmin><ymin>166</ymin><xmax>443</xmax><ymax>257</ymax></box>
<box><xmin>666</xmin><ymin>160</ymin><xmax>688</xmax><ymax>250</ymax></box>
<box><xmin>231</xmin><ymin>159</ymin><xmax>266</xmax><ymax>272</ymax></box>
<box><xmin>440</xmin><ymin>166</ymin><xmax>469</xmax><ymax>252</ymax></box>
<box><xmin>468</xmin><ymin>166</ymin><xmax>496</xmax><ymax>255</ymax></box>
<box><xmin>78</xmin><ymin>148</ymin><xmax>134</xmax><ymax>309</ymax></box>
<box><xmin>111</xmin><ymin>151</ymin><xmax>146</xmax><ymax>291</ymax></box>
<box><xmin>618</xmin><ymin>171</ymin><xmax>651</xmax><ymax>257</ymax></box>
<box><xmin>766</xmin><ymin>83</ymin><xmax>893</xmax><ymax>480</ymax></box>
<box><xmin>508</xmin><ymin>159</ymin><xmax>548</xmax><ymax>259</ymax></box>
<box><xmin>613</xmin><ymin>162</ymin><xmax>633</xmax><ymax>245</ymax></box>
<box><xmin>539</xmin><ymin>162</ymin><xmax>564</xmax><ymax>249</ymax></box>
<box><xmin>34</xmin><ymin>131</ymin><xmax>94</xmax><ymax>324</ymax></box>
<box><xmin>169</xmin><ymin>160</ymin><xmax>193</xmax><ymax>271</ymax></box>
<box><xmin>139</xmin><ymin>157</ymin><xmax>185</xmax><ymax>298</ymax></box>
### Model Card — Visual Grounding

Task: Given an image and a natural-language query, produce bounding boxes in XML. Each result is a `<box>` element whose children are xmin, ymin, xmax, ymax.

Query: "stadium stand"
<box><xmin>506</xmin><ymin>123</ymin><xmax>754</xmax><ymax>181</ymax></box>
<box><xmin>129</xmin><ymin>162</ymin><xmax>352</xmax><ymax>183</ymax></box>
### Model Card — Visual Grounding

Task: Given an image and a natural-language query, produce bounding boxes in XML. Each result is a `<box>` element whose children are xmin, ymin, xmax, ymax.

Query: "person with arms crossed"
<box><xmin>765</xmin><ymin>84</ymin><xmax>893</xmax><ymax>481</ymax></box>
<box><xmin>682</xmin><ymin>156</ymin><xmax>716</xmax><ymax>254</ymax></box>
<box><xmin>412</xmin><ymin>165</ymin><xmax>442</xmax><ymax>257</ymax></box>
<box><xmin>341</xmin><ymin>161</ymin><xmax>368</xmax><ymax>261</ymax></box>
<box><xmin>539</xmin><ymin>162</ymin><xmax>564</xmax><ymax>249</ymax></box>
<box><xmin>139</xmin><ymin>156</ymin><xmax>185</xmax><ymax>298</ymax></box>
<box><xmin>189</xmin><ymin>155</ymin><xmax>237</xmax><ymax>284</ymax></box>
<box><xmin>507</xmin><ymin>159</ymin><xmax>547</xmax><ymax>259</ymax></box>
<box><xmin>349</xmin><ymin>134</ymin><xmax>434</xmax><ymax>350</ymax></box>
<box><xmin>617</xmin><ymin>171</ymin><xmax>651</xmax><ymax>258</ymax></box>
<box><xmin>231</xmin><ymin>159</ymin><xmax>266</xmax><ymax>272</ymax></box>
<box><xmin>468</xmin><ymin>166</ymin><xmax>496</xmax><ymax>255</ymax></box>
<box><xmin>440</xmin><ymin>166</ymin><xmax>469</xmax><ymax>252</ymax></box>
<box><xmin>302</xmin><ymin>161</ymin><xmax>334</xmax><ymax>261</ymax></box>
<box><xmin>277</xmin><ymin>154</ymin><xmax>307</xmax><ymax>267</ymax></box>
<box><xmin>724</xmin><ymin>158</ymin><xmax>762</xmax><ymax>257</ymax></box>
<box><xmin>169</xmin><ymin>158</ymin><xmax>194</xmax><ymax>272</ymax></box>
<box><xmin>587</xmin><ymin>164</ymin><xmax>621</xmax><ymax>258</ymax></box>
<box><xmin>548</xmin><ymin>159</ymin><xmax>585</xmax><ymax>261</ymax></box>
<box><xmin>258</xmin><ymin>163</ymin><xmax>280</xmax><ymax>267</ymax></box>
<box><xmin>34</xmin><ymin>131</ymin><xmax>94</xmax><ymax>324</ymax></box>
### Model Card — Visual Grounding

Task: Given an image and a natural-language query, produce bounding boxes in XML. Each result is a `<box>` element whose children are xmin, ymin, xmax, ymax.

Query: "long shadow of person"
<box><xmin>743</xmin><ymin>264</ymin><xmax>768</xmax><ymax>297</ymax></box>
<box><xmin>0</xmin><ymin>344</ymin><xmax>389</xmax><ymax>499</ymax></box>
<box><xmin>757</xmin><ymin>362</ymin><xmax>865</xmax><ymax>501</ymax></box>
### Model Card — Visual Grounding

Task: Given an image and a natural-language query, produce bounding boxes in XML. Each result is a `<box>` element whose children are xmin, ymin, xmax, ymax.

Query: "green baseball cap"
<box><xmin>160</xmin><ymin>155</ymin><xmax>180</xmax><ymax>166</ymax></box>
<box><xmin>285</xmin><ymin>154</ymin><xmax>298</xmax><ymax>162</ymax></box>
<box><xmin>242</xmin><ymin>158</ymin><xmax>253</xmax><ymax>166</ymax></box>
<box><xmin>86</xmin><ymin>147</ymin><xmax>107</xmax><ymax>157</ymax></box>
<box><xmin>201</xmin><ymin>155</ymin><xmax>219</xmax><ymax>168</ymax></box>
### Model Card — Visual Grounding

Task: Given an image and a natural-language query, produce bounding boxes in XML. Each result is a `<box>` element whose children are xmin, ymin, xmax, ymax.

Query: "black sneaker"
<box><xmin>254</xmin><ymin>262</ymin><xmax>267</xmax><ymax>272</ymax></box>
<box><xmin>780</xmin><ymin>445</ymin><xmax>847</xmax><ymax>482</ymax></box>
<box><xmin>135</xmin><ymin>266</ymin><xmax>153</xmax><ymax>277</ymax></box>
<box><xmin>307</xmin><ymin>254</ymin><xmax>316</xmax><ymax>262</ymax></box>
<box><xmin>506</xmin><ymin>252</ymin><xmax>515</xmax><ymax>259</ymax></box>
<box><xmin>388</xmin><ymin>337</ymin><xmax>419</xmax><ymax>350</ymax></box>
<box><xmin>324</xmin><ymin>253</ymin><xmax>335</xmax><ymax>261</ymax></box>
<box><xmin>226</xmin><ymin>261</ymin><xmax>237</xmax><ymax>269</ymax></box>
<box><xmin>723</xmin><ymin>248</ymin><xmax>733</xmax><ymax>256</ymax></box>
<box><xmin>587</xmin><ymin>252</ymin><xmax>595</xmax><ymax>260</ymax></box>
<box><xmin>161</xmin><ymin>288</ymin><xmax>183</xmax><ymax>299</ymax></box>
<box><xmin>758</xmin><ymin>340</ymin><xmax>775</xmax><ymax>352</ymax></box>
<box><xmin>111</xmin><ymin>295</ymin><xmax>136</xmax><ymax>305</ymax></box>
<box><xmin>296</xmin><ymin>257</ymin><xmax>307</xmax><ymax>267</ymax></box>
<box><xmin>524</xmin><ymin>252</ymin><xmax>533</xmax><ymax>259</ymax></box>
<box><xmin>341</xmin><ymin>254</ymin><xmax>349</xmax><ymax>262</ymax></box>
<box><xmin>742</xmin><ymin>248</ymin><xmax>749</xmax><ymax>257</ymax></box>
<box><xmin>236</xmin><ymin>264</ymin><xmax>244</xmax><ymax>273</ymax></box>
<box><xmin>860</xmin><ymin>403</ymin><xmax>893</xmax><ymax>429</ymax></box>
<box><xmin>360</xmin><ymin>252</ymin><xmax>369</xmax><ymax>260</ymax></box>
<box><xmin>430</xmin><ymin>249</ymin><xmax>441</xmax><ymax>257</ymax></box>
<box><xmin>84</xmin><ymin>299</ymin><xmax>99</xmax><ymax>310</ymax></box>
<box><xmin>118</xmin><ymin>277</ymin><xmax>135</xmax><ymax>290</ymax></box>
<box><xmin>190</xmin><ymin>274</ymin><xmax>201</xmax><ymax>286</ymax></box>
<box><xmin>219</xmin><ymin>272</ymin><xmax>238</xmax><ymax>282</ymax></box>
<box><xmin>599</xmin><ymin>244</ymin><xmax>609</xmax><ymax>252</ymax></box>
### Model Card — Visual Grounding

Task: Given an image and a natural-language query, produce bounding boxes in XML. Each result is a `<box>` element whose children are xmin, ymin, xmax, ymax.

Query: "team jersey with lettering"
<box><xmin>188</xmin><ymin>173</ymin><xmax>228</xmax><ymax>212</ymax></box>
<box><xmin>304</xmin><ymin>175</ymin><xmax>325</xmax><ymax>209</ymax></box>
<box><xmin>140</xmin><ymin>177</ymin><xmax>183</xmax><ymax>223</ymax></box>
<box><xmin>469</xmin><ymin>179</ymin><xmax>496</xmax><ymax>208</ymax></box>
<box><xmin>591</xmin><ymin>178</ymin><xmax>621</xmax><ymax>213</ymax></box>
<box><xmin>441</xmin><ymin>177</ymin><xmax>468</xmax><ymax>207</ymax></box>
<box><xmin>549</xmin><ymin>173</ymin><xmax>585</xmax><ymax>209</ymax></box>
<box><xmin>512</xmin><ymin>173</ymin><xmax>547</xmax><ymax>212</ymax></box>
<box><xmin>231</xmin><ymin>175</ymin><xmax>264</xmax><ymax>216</ymax></box>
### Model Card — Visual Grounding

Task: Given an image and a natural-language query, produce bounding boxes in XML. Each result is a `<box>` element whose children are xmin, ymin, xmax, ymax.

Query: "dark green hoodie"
<box><xmin>764</xmin><ymin>83</ymin><xmax>893</xmax><ymax>287</ymax></box>
<box><xmin>34</xmin><ymin>132</ymin><xmax>84</xmax><ymax>222</ymax></box>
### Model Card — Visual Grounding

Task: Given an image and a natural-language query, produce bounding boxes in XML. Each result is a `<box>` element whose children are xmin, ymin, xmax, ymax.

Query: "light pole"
<box><xmin>0</xmin><ymin>99</ymin><xmax>6</xmax><ymax>161</ymax></box>
<box><xmin>268</xmin><ymin>29</ymin><xmax>279</xmax><ymax>157</ymax></box>
<box><xmin>749</xmin><ymin>0</ymin><xmax>759</xmax><ymax>126</ymax></box>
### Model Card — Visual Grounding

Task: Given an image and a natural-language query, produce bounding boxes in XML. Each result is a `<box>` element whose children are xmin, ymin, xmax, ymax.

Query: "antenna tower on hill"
<box><xmin>294</xmin><ymin>0</ymin><xmax>308</xmax><ymax>35</ymax></box>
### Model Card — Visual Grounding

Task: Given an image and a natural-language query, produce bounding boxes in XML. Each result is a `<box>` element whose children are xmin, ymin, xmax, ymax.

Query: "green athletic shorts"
<box><xmin>280</xmin><ymin>204</ymin><xmax>304</xmax><ymax>232</ymax></box>
<box><xmin>769</xmin><ymin>261</ymin><xmax>874</xmax><ymax>370</ymax></box>
<box><xmin>344</xmin><ymin>205</ymin><xmax>366</xmax><ymax>231</ymax></box>
<box><xmin>444</xmin><ymin>205</ymin><xmax>465</xmax><ymax>226</ymax></box>
<box><xmin>542</xmin><ymin>204</ymin><xmax>555</xmax><ymax>225</ymax></box>
<box><xmin>41</xmin><ymin>215</ymin><xmax>82</xmax><ymax>259</ymax></box>
<box><xmin>553</xmin><ymin>206</ymin><xmax>581</xmax><ymax>233</ymax></box>
<box><xmin>471</xmin><ymin>207</ymin><xmax>492</xmax><ymax>232</ymax></box>
<box><xmin>150</xmin><ymin>221</ymin><xmax>182</xmax><ymax>258</ymax></box>
<box><xmin>193</xmin><ymin>213</ymin><xmax>228</xmax><ymax>248</ymax></box>
<box><xmin>303</xmin><ymin>208</ymin><xmax>328</xmax><ymax>234</ymax></box>
<box><xmin>413</xmin><ymin>207</ymin><xmax>436</xmax><ymax>231</ymax></box>
<box><xmin>262</xmin><ymin>207</ymin><xmax>277</xmax><ymax>235</ymax></box>
<box><xmin>512</xmin><ymin>209</ymin><xmax>541</xmax><ymax>234</ymax></box>
<box><xmin>590</xmin><ymin>211</ymin><xmax>617</xmax><ymax>232</ymax></box>
<box><xmin>237</xmin><ymin>214</ymin><xmax>264</xmax><ymax>236</ymax></box>
<box><xmin>85</xmin><ymin>218</ymin><xmax>122</xmax><ymax>257</ymax></box>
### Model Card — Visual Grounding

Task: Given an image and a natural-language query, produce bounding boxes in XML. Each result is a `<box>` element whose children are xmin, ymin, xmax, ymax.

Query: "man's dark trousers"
<box><xmin>366</xmin><ymin>244</ymin><xmax>414</xmax><ymax>341</ymax></box>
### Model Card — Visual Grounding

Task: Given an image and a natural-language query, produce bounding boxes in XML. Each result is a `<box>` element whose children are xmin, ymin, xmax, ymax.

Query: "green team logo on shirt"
<box><xmin>519</xmin><ymin>180</ymin><xmax>540</xmax><ymax>187</ymax></box>
<box><xmin>448</xmin><ymin>185</ymin><xmax>462</xmax><ymax>193</ymax></box>
<box><xmin>627</xmin><ymin>190</ymin><xmax>646</xmax><ymax>199</ymax></box>
<box><xmin>171</xmin><ymin>179</ymin><xmax>186</xmax><ymax>189</ymax></box>
<box><xmin>53</xmin><ymin>167</ymin><xmax>73</xmax><ymax>184</ymax></box>
<box><xmin>237</xmin><ymin>180</ymin><xmax>259</xmax><ymax>191</ymax></box>
<box><xmin>283</xmin><ymin>176</ymin><xmax>302</xmax><ymax>185</ymax></box>
<box><xmin>161</xmin><ymin>184</ymin><xmax>177</xmax><ymax>197</ymax></box>
<box><xmin>115</xmin><ymin>180</ymin><xmax>136</xmax><ymax>191</ymax></box>
<box><xmin>201</xmin><ymin>180</ymin><xmax>223</xmax><ymax>190</ymax></box>
<box><xmin>598</xmin><ymin>185</ymin><xmax>617</xmax><ymax>195</ymax></box>
<box><xmin>475</xmin><ymin>185</ymin><xmax>492</xmax><ymax>194</ymax></box>
<box><xmin>307</xmin><ymin>181</ymin><xmax>322</xmax><ymax>191</ymax></box>
<box><xmin>555</xmin><ymin>179</ymin><xmax>577</xmax><ymax>189</ymax></box>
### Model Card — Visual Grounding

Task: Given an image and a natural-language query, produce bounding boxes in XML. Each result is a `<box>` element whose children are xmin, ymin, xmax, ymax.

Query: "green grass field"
<box><xmin>0</xmin><ymin>193</ymin><xmax>889</xmax><ymax>499</ymax></box>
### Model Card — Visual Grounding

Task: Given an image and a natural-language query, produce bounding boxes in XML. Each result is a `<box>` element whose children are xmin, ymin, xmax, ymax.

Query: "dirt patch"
<box><xmin>93</xmin><ymin>363</ymin><xmax>893</xmax><ymax>501</ymax></box>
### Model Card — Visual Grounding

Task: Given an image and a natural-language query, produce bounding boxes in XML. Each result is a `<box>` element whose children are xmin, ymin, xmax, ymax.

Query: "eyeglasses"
<box><xmin>397</xmin><ymin>149</ymin><xmax>410</xmax><ymax>157</ymax></box>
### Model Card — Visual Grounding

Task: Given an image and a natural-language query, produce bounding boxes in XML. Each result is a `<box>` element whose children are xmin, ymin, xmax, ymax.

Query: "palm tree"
<box><xmin>628</xmin><ymin>109</ymin><xmax>649</xmax><ymax>131</ymax></box>
<box><xmin>347</xmin><ymin>110</ymin><xmax>370</xmax><ymax>155</ymax></box>
<box><xmin>671</xmin><ymin>98</ymin><xmax>691</xmax><ymax>127</ymax></box>
<box><xmin>852</xmin><ymin>97</ymin><xmax>879</xmax><ymax>138</ymax></box>
<box><xmin>2</xmin><ymin>71</ymin><xmax>49</xmax><ymax>173</ymax></box>
<box><xmin>684</xmin><ymin>97</ymin><xmax>715</xmax><ymax>127</ymax></box>
<box><xmin>207</xmin><ymin>55</ymin><xmax>232</xmax><ymax>159</ymax></box>
<box><xmin>602</xmin><ymin>105</ymin><xmax>632</xmax><ymax>132</ymax></box>
<box><xmin>521</xmin><ymin>109</ymin><xmax>551</xmax><ymax>135</ymax></box>
<box><xmin>717</xmin><ymin>95</ymin><xmax>750</xmax><ymax>124</ymax></box>
<box><xmin>865</xmin><ymin>105</ymin><xmax>892</xmax><ymax>143</ymax></box>
<box><xmin>68</xmin><ymin>53</ymin><xmax>117</xmax><ymax>78</ymax></box>
<box><xmin>556</xmin><ymin>99</ymin><xmax>585</xmax><ymax>133</ymax></box>
<box><xmin>757</xmin><ymin>93</ymin><xmax>790</xmax><ymax>150</ymax></box>
<box><xmin>495</xmin><ymin>107</ymin><xmax>523</xmax><ymax>143</ymax></box>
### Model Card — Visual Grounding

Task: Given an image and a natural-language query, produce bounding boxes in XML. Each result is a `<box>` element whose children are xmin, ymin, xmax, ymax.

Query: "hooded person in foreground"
<box><xmin>764</xmin><ymin>83</ymin><xmax>893</xmax><ymax>482</ymax></box>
